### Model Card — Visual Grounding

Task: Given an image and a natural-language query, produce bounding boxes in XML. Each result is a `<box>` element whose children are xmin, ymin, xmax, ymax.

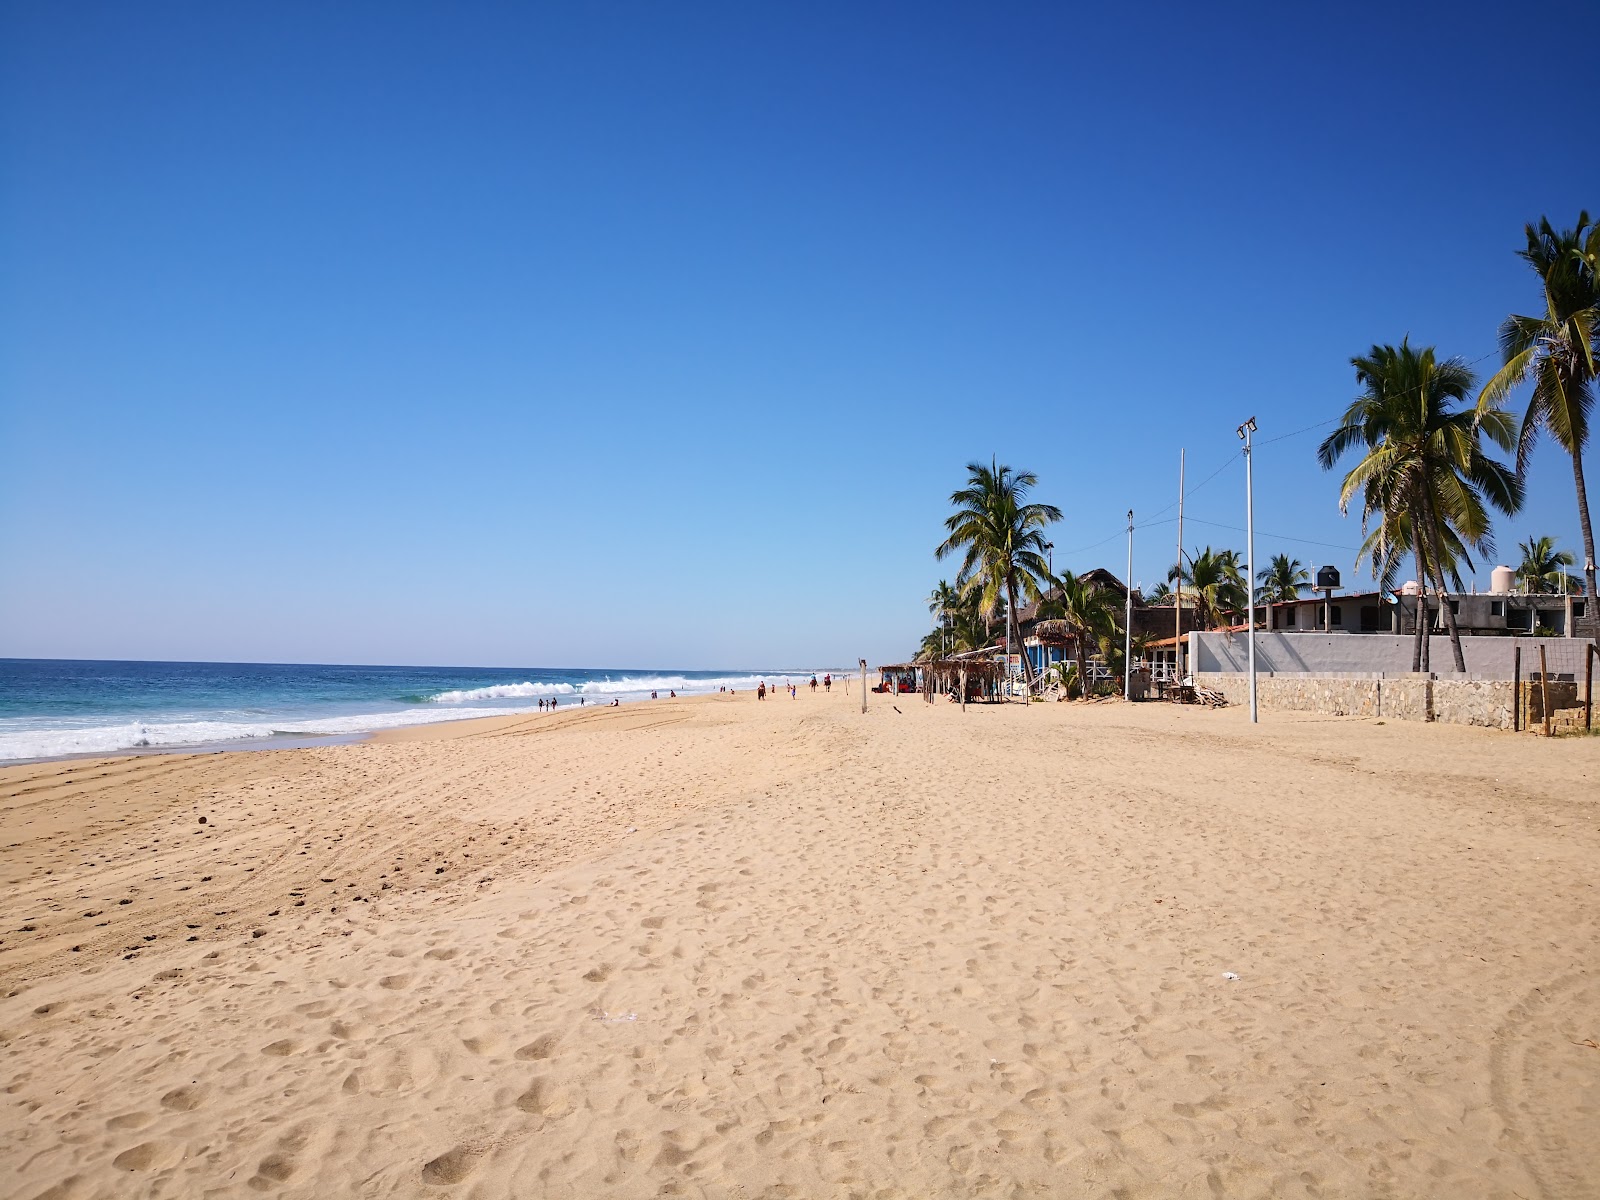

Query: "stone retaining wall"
<box><xmin>1195</xmin><ymin>672</ymin><xmax>1518</xmax><ymax>729</ymax></box>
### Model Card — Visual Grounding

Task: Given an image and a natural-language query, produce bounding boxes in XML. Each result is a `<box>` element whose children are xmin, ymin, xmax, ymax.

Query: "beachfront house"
<box><xmin>1257</xmin><ymin>584</ymin><xmax>1589</xmax><ymax>639</ymax></box>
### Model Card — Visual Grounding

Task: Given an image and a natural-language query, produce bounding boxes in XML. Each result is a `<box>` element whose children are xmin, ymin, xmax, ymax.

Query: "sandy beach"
<box><xmin>2</xmin><ymin>690</ymin><xmax>1597</xmax><ymax>1198</ymax></box>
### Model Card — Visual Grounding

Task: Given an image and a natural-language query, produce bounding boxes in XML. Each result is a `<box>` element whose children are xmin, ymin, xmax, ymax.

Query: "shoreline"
<box><xmin>3</xmin><ymin>690</ymin><xmax>1595</xmax><ymax>1196</ymax></box>
<box><xmin>0</xmin><ymin>668</ymin><xmax>851</xmax><ymax>771</ymax></box>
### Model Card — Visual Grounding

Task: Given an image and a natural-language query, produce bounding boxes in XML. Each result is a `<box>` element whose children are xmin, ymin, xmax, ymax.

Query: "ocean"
<box><xmin>0</xmin><ymin>659</ymin><xmax>842</xmax><ymax>763</ymax></box>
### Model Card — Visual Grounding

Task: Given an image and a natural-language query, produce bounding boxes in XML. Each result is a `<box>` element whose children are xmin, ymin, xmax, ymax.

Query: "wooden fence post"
<box><xmin>960</xmin><ymin>668</ymin><xmax>967</xmax><ymax>712</ymax></box>
<box><xmin>1586</xmin><ymin>644</ymin><xmax>1594</xmax><ymax>733</ymax></box>
<box><xmin>1538</xmin><ymin>644</ymin><xmax>1551</xmax><ymax>737</ymax></box>
<box><xmin>1513</xmin><ymin>645</ymin><xmax>1521</xmax><ymax>733</ymax></box>
<box><xmin>859</xmin><ymin>659</ymin><xmax>867</xmax><ymax>715</ymax></box>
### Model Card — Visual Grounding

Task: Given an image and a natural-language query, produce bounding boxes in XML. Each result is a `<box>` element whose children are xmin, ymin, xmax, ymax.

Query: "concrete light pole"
<box><xmin>1237</xmin><ymin>417</ymin><xmax>1258</xmax><ymax>723</ymax></box>
<box><xmin>1124</xmin><ymin>510</ymin><xmax>1133</xmax><ymax>701</ymax></box>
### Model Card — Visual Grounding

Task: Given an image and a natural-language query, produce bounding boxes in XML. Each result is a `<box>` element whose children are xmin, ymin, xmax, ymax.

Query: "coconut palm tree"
<box><xmin>1516</xmin><ymin>535</ymin><xmax>1583</xmax><ymax>594</ymax></box>
<box><xmin>1256</xmin><ymin>553</ymin><xmax>1309</xmax><ymax>605</ymax></box>
<box><xmin>1320</xmin><ymin>340</ymin><xmax>1521</xmax><ymax>672</ymax></box>
<box><xmin>935</xmin><ymin>458</ymin><xmax>1061</xmax><ymax>688</ymax></box>
<box><xmin>1479</xmin><ymin>213</ymin><xmax>1599</xmax><ymax>612</ymax></box>
<box><xmin>1168</xmin><ymin>546</ymin><xmax>1247</xmax><ymax>630</ymax></box>
<box><xmin>1046</xmin><ymin>569</ymin><xmax>1122</xmax><ymax>699</ymax></box>
<box><xmin>1144</xmin><ymin>581</ymin><xmax>1172</xmax><ymax>605</ymax></box>
<box><xmin>927</xmin><ymin>580</ymin><xmax>959</xmax><ymax>654</ymax></box>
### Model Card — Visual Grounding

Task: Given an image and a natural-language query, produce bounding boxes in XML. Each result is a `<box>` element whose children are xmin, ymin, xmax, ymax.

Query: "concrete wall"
<box><xmin>1191</xmin><ymin>631</ymin><xmax>1590</xmax><ymax>680</ymax></box>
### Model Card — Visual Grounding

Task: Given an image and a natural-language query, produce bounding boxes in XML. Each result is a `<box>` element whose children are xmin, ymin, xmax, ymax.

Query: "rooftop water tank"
<box><xmin>1490</xmin><ymin>564</ymin><xmax>1515</xmax><ymax>594</ymax></box>
<box><xmin>1400</xmin><ymin>580</ymin><xmax>1421</xmax><ymax>596</ymax></box>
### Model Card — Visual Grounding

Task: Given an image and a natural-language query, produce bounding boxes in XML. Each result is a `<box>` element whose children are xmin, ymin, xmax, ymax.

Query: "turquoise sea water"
<box><xmin>0</xmin><ymin>659</ymin><xmax>840</xmax><ymax>762</ymax></box>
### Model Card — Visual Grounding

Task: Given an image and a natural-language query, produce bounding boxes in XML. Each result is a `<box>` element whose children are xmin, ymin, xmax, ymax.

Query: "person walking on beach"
<box><xmin>810</xmin><ymin>674</ymin><xmax>818</xmax><ymax>692</ymax></box>
<box><xmin>824</xmin><ymin>673</ymin><xmax>831</xmax><ymax>692</ymax></box>
<box><xmin>757</xmin><ymin>682</ymin><xmax>766</xmax><ymax>700</ymax></box>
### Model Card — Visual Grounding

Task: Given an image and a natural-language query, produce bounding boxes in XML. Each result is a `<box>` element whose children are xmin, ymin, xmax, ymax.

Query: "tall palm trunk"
<box><xmin>1422</xmin><ymin>487</ymin><xmax>1468</xmax><ymax>672</ymax></box>
<box><xmin>1572</xmin><ymin>450</ymin><xmax>1598</xmax><ymax>640</ymax></box>
<box><xmin>1074</xmin><ymin>637</ymin><xmax>1089</xmax><ymax>701</ymax></box>
<box><xmin>1410</xmin><ymin>497</ymin><xmax>1430</xmax><ymax>672</ymax></box>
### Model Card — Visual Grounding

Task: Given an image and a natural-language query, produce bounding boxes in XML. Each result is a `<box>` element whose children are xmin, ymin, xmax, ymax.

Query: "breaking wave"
<box><xmin>429</xmin><ymin>674</ymin><xmax>789</xmax><ymax>704</ymax></box>
<box><xmin>0</xmin><ymin>705</ymin><xmax>526</xmax><ymax>763</ymax></box>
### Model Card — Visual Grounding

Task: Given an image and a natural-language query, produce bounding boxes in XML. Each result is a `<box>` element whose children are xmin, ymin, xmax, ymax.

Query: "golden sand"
<box><xmin>2</xmin><ymin>690</ymin><xmax>1596</xmax><ymax>1198</ymax></box>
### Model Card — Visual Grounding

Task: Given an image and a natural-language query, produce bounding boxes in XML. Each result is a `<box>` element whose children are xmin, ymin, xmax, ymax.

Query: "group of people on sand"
<box><xmin>538</xmin><ymin>696</ymin><xmax>570</xmax><ymax>711</ymax></box>
<box><xmin>754</xmin><ymin>673</ymin><xmax>833</xmax><ymax>701</ymax></box>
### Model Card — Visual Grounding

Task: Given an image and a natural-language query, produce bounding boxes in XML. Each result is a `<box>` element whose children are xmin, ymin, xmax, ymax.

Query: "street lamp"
<box><xmin>1124</xmin><ymin>511</ymin><xmax>1133</xmax><ymax>700</ymax></box>
<box><xmin>1236</xmin><ymin>416</ymin><xmax>1258</xmax><ymax>723</ymax></box>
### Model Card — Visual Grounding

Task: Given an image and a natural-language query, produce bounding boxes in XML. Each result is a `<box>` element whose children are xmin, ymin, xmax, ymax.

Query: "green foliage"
<box><xmin>936</xmin><ymin>458</ymin><xmax>1061</xmax><ymax>682</ymax></box>
<box><xmin>1168</xmin><ymin>546</ymin><xmax>1247</xmax><ymax>629</ymax></box>
<box><xmin>1318</xmin><ymin>338</ymin><xmax>1522</xmax><ymax>670</ymax></box>
<box><xmin>1256</xmin><ymin>553</ymin><xmax>1309</xmax><ymax>604</ymax></box>
<box><xmin>1047</xmin><ymin>568</ymin><xmax>1122</xmax><ymax>700</ymax></box>
<box><xmin>1516</xmin><ymin>535</ymin><xmax>1583</xmax><ymax>594</ymax></box>
<box><xmin>1480</xmin><ymin>211</ymin><xmax>1600</xmax><ymax>600</ymax></box>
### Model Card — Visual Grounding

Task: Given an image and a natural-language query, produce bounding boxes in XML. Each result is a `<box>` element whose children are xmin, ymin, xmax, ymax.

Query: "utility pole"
<box><xmin>1175</xmin><ymin>449</ymin><xmax>1185</xmax><ymax>682</ymax></box>
<box><xmin>1237</xmin><ymin>417</ymin><xmax>1258</xmax><ymax>723</ymax></box>
<box><xmin>1125</xmin><ymin>509</ymin><xmax>1134</xmax><ymax>700</ymax></box>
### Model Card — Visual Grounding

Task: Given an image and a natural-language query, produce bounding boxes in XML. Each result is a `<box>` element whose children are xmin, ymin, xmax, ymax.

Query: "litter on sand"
<box><xmin>593</xmin><ymin>1011</ymin><xmax>638</xmax><ymax>1023</ymax></box>
<box><xmin>1221</xmin><ymin>972</ymin><xmax>1240</xmax><ymax>982</ymax></box>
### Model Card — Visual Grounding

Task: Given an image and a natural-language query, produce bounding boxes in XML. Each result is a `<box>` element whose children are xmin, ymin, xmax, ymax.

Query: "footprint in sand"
<box><xmin>582</xmin><ymin>964</ymin><xmax>612</xmax><ymax>983</ymax></box>
<box><xmin>160</xmin><ymin>1084</ymin><xmax>207</xmax><ymax>1112</ymax></box>
<box><xmin>514</xmin><ymin>1034</ymin><xmax>559</xmax><ymax>1061</ymax></box>
<box><xmin>421</xmin><ymin>1144</ymin><xmax>486</xmax><ymax>1186</ymax></box>
<box><xmin>424</xmin><ymin>947</ymin><xmax>459</xmax><ymax>961</ymax></box>
<box><xmin>249</xmin><ymin>1151</ymin><xmax>296</xmax><ymax>1189</ymax></box>
<box><xmin>261</xmin><ymin>1039</ymin><xmax>301</xmax><ymax>1057</ymax></box>
<box><xmin>515</xmin><ymin>1077</ymin><xmax>573</xmax><ymax>1118</ymax></box>
<box><xmin>112</xmin><ymin>1140</ymin><xmax>184</xmax><ymax>1171</ymax></box>
<box><xmin>379</xmin><ymin>974</ymin><xmax>412</xmax><ymax>990</ymax></box>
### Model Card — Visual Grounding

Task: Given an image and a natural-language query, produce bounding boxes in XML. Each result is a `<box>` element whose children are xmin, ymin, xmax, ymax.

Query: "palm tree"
<box><xmin>935</xmin><ymin>459</ymin><xmax>1061</xmax><ymax>689</ymax></box>
<box><xmin>1320</xmin><ymin>340</ymin><xmax>1521</xmax><ymax>672</ymax></box>
<box><xmin>1168</xmin><ymin>546</ymin><xmax>1247</xmax><ymax>630</ymax></box>
<box><xmin>1479</xmin><ymin>213</ymin><xmax>1600</xmax><ymax>613</ymax></box>
<box><xmin>1144</xmin><ymin>581</ymin><xmax>1172</xmax><ymax>605</ymax></box>
<box><xmin>1047</xmin><ymin>569</ymin><xmax>1122</xmax><ymax>699</ymax></box>
<box><xmin>1516</xmin><ymin>535</ymin><xmax>1582</xmax><ymax>594</ymax></box>
<box><xmin>927</xmin><ymin>580</ymin><xmax>959</xmax><ymax>654</ymax></box>
<box><xmin>1256</xmin><ymin>553</ymin><xmax>1309</xmax><ymax>604</ymax></box>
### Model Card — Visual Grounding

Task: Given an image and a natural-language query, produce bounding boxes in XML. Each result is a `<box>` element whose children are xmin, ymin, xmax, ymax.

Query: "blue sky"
<box><xmin>2</xmin><ymin>1</ymin><xmax>1596</xmax><ymax>669</ymax></box>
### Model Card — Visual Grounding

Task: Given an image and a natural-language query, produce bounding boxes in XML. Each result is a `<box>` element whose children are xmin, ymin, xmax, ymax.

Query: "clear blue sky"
<box><xmin>3</xmin><ymin>2</ymin><xmax>1596</xmax><ymax>669</ymax></box>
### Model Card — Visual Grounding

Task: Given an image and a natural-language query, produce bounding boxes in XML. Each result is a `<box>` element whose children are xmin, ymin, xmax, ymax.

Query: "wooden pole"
<box><xmin>859</xmin><ymin>659</ymin><xmax>867</xmax><ymax>714</ymax></box>
<box><xmin>1512</xmin><ymin>645</ymin><xmax>1521</xmax><ymax>733</ymax></box>
<box><xmin>960</xmin><ymin>667</ymin><xmax>967</xmax><ymax>712</ymax></box>
<box><xmin>1539</xmin><ymin>644</ymin><xmax>1551</xmax><ymax>737</ymax></box>
<box><xmin>1586</xmin><ymin>643</ymin><xmax>1594</xmax><ymax>732</ymax></box>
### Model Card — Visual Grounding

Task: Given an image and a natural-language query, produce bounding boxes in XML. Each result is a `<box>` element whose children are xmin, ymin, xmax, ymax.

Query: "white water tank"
<box><xmin>1490</xmin><ymin>564</ymin><xmax>1515</xmax><ymax>594</ymax></box>
<box><xmin>1400</xmin><ymin>580</ymin><xmax>1421</xmax><ymax>596</ymax></box>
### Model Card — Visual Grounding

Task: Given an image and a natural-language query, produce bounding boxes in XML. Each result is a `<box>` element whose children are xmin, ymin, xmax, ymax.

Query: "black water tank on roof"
<box><xmin>1315</xmin><ymin>565</ymin><xmax>1341</xmax><ymax>590</ymax></box>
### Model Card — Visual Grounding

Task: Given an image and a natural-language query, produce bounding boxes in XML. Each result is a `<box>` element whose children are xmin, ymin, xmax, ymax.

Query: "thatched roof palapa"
<box><xmin>1031</xmin><ymin>619</ymin><xmax>1074</xmax><ymax>646</ymax></box>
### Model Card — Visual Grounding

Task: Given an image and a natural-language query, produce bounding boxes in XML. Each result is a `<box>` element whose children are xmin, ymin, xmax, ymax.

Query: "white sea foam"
<box><xmin>429</xmin><ymin>674</ymin><xmax>792</xmax><ymax>703</ymax></box>
<box><xmin>0</xmin><ymin>705</ymin><xmax>530</xmax><ymax>763</ymax></box>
